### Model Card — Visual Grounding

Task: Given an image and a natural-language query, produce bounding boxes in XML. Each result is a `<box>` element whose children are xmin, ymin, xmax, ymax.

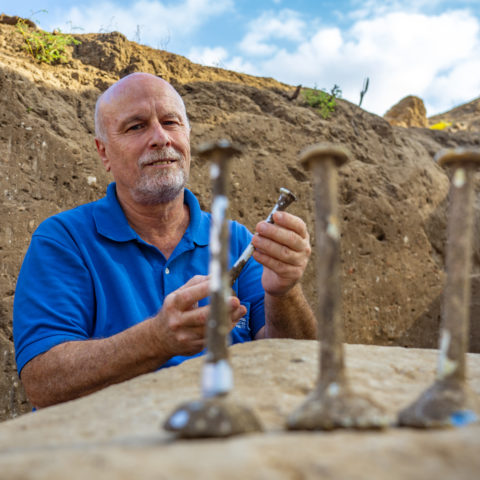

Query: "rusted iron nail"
<box><xmin>435</xmin><ymin>147</ymin><xmax>480</xmax><ymax>382</ymax></box>
<box><xmin>398</xmin><ymin>147</ymin><xmax>480</xmax><ymax>428</ymax></box>
<box><xmin>164</xmin><ymin>397</ymin><xmax>263</xmax><ymax>438</ymax></box>
<box><xmin>196</xmin><ymin>139</ymin><xmax>241</xmax><ymax>397</ymax></box>
<box><xmin>229</xmin><ymin>187</ymin><xmax>296</xmax><ymax>286</ymax></box>
<box><xmin>287</xmin><ymin>143</ymin><xmax>387</xmax><ymax>431</ymax></box>
<box><xmin>299</xmin><ymin>144</ymin><xmax>349</xmax><ymax>386</ymax></box>
<box><xmin>163</xmin><ymin>139</ymin><xmax>263</xmax><ymax>438</ymax></box>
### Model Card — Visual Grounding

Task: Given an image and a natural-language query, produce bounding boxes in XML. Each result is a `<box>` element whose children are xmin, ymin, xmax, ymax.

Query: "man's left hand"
<box><xmin>251</xmin><ymin>211</ymin><xmax>311</xmax><ymax>297</ymax></box>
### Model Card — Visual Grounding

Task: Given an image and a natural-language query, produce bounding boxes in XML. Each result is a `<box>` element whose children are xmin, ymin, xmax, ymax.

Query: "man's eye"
<box><xmin>127</xmin><ymin>124</ymin><xmax>143</xmax><ymax>131</ymax></box>
<box><xmin>163</xmin><ymin>119</ymin><xmax>180</xmax><ymax>126</ymax></box>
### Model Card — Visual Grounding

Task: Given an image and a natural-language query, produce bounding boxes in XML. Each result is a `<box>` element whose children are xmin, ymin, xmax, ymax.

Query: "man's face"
<box><xmin>96</xmin><ymin>74</ymin><xmax>191</xmax><ymax>205</ymax></box>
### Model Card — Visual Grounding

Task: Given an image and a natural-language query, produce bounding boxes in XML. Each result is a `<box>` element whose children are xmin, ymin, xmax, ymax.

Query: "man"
<box><xmin>13</xmin><ymin>72</ymin><xmax>316</xmax><ymax>408</ymax></box>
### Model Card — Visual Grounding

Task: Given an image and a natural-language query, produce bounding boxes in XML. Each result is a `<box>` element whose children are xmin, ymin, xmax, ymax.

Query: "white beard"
<box><xmin>133</xmin><ymin>147</ymin><xmax>188</xmax><ymax>204</ymax></box>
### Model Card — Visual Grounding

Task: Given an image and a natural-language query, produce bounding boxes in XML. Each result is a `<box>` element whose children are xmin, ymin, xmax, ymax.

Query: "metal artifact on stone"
<box><xmin>398</xmin><ymin>147</ymin><xmax>480</xmax><ymax>428</ymax></box>
<box><xmin>163</xmin><ymin>139</ymin><xmax>263</xmax><ymax>438</ymax></box>
<box><xmin>287</xmin><ymin>143</ymin><xmax>388</xmax><ymax>431</ymax></box>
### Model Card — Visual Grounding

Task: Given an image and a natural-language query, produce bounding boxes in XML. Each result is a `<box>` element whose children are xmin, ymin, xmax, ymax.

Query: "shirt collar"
<box><xmin>93</xmin><ymin>183</ymin><xmax>136</xmax><ymax>242</ymax></box>
<box><xmin>183</xmin><ymin>188</ymin><xmax>209</xmax><ymax>246</ymax></box>
<box><xmin>93</xmin><ymin>183</ymin><xmax>209</xmax><ymax>246</ymax></box>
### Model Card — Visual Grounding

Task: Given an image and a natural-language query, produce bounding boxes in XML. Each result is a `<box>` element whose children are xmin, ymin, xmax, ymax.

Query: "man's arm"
<box><xmin>251</xmin><ymin>211</ymin><xmax>317</xmax><ymax>340</ymax></box>
<box><xmin>21</xmin><ymin>318</ymin><xmax>168</xmax><ymax>407</ymax></box>
<box><xmin>257</xmin><ymin>283</ymin><xmax>316</xmax><ymax>339</ymax></box>
<box><xmin>21</xmin><ymin>277</ymin><xmax>246</xmax><ymax>408</ymax></box>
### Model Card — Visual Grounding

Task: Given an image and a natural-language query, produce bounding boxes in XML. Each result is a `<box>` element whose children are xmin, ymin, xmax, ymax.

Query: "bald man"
<box><xmin>13</xmin><ymin>73</ymin><xmax>316</xmax><ymax>408</ymax></box>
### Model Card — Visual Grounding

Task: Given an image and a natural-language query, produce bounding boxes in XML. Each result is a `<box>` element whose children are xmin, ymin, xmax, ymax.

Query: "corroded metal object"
<box><xmin>287</xmin><ymin>143</ymin><xmax>388</xmax><ymax>430</ymax></box>
<box><xmin>164</xmin><ymin>397</ymin><xmax>262</xmax><ymax>439</ymax></box>
<box><xmin>398</xmin><ymin>147</ymin><xmax>480</xmax><ymax>428</ymax></box>
<box><xmin>164</xmin><ymin>139</ymin><xmax>263</xmax><ymax>438</ymax></box>
<box><xmin>229</xmin><ymin>187</ymin><xmax>297</xmax><ymax>286</ymax></box>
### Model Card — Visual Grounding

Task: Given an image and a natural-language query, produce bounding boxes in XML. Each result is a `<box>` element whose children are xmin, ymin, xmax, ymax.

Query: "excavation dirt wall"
<box><xmin>1</xmin><ymin>20</ymin><xmax>479</xmax><ymax>420</ymax></box>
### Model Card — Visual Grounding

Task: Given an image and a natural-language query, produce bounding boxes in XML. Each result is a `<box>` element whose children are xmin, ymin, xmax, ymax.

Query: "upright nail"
<box><xmin>199</xmin><ymin>139</ymin><xmax>239</xmax><ymax>388</ymax></box>
<box><xmin>163</xmin><ymin>139</ymin><xmax>262</xmax><ymax>438</ymax></box>
<box><xmin>398</xmin><ymin>147</ymin><xmax>480</xmax><ymax>428</ymax></box>
<box><xmin>287</xmin><ymin>143</ymin><xmax>387</xmax><ymax>430</ymax></box>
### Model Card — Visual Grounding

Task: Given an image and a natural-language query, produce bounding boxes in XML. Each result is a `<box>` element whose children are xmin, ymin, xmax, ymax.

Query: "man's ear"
<box><xmin>95</xmin><ymin>138</ymin><xmax>111</xmax><ymax>172</ymax></box>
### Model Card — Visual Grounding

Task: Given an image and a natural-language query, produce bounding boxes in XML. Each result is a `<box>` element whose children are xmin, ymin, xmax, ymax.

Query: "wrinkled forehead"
<box><xmin>99</xmin><ymin>74</ymin><xmax>187</xmax><ymax>121</ymax></box>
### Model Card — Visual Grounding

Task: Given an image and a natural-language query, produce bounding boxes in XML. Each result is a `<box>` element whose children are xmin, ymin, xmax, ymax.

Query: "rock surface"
<box><xmin>384</xmin><ymin>95</ymin><xmax>428</xmax><ymax>127</ymax></box>
<box><xmin>1</xmin><ymin>18</ymin><xmax>480</xmax><ymax>420</ymax></box>
<box><xmin>0</xmin><ymin>339</ymin><xmax>479</xmax><ymax>479</ymax></box>
<box><xmin>429</xmin><ymin>97</ymin><xmax>480</xmax><ymax>132</ymax></box>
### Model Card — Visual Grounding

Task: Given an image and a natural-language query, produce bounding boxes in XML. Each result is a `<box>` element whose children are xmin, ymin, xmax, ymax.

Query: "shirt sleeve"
<box><xmin>13</xmin><ymin>219</ymin><xmax>94</xmax><ymax>375</ymax></box>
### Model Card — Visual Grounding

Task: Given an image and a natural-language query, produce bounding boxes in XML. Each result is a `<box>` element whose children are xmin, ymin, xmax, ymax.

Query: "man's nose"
<box><xmin>149</xmin><ymin>120</ymin><xmax>170</xmax><ymax>148</ymax></box>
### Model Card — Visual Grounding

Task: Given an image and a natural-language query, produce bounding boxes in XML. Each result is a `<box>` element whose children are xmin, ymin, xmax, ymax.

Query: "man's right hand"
<box><xmin>21</xmin><ymin>275</ymin><xmax>247</xmax><ymax>408</ymax></box>
<box><xmin>149</xmin><ymin>275</ymin><xmax>247</xmax><ymax>358</ymax></box>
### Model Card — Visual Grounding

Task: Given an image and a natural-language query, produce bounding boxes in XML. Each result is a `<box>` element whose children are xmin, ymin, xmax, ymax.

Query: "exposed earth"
<box><xmin>0</xmin><ymin>16</ymin><xmax>479</xmax><ymax>476</ymax></box>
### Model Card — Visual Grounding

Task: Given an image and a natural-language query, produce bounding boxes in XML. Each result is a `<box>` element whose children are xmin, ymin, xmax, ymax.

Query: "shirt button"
<box><xmin>165</xmin><ymin>267</ymin><xmax>170</xmax><ymax>275</ymax></box>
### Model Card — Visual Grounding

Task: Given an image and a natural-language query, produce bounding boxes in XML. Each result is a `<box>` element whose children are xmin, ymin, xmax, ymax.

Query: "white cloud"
<box><xmin>47</xmin><ymin>0</ymin><xmax>234</xmax><ymax>48</ymax></box>
<box><xmin>427</xmin><ymin>58</ymin><xmax>480</xmax><ymax>114</ymax></box>
<box><xmin>188</xmin><ymin>46</ymin><xmax>228</xmax><ymax>67</ymax></box>
<box><xmin>349</xmin><ymin>0</ymin><xmax>463</xmax><ymax>19</ymax></box>
<box><xmin>252</xmin><ymin>9</ymin><xmax>480</xmax><ymax>115</ymax></box>
<box><xmin>188</xmin><ymin>46</ymin><xmax>257</xmax><ymax>74</ymax></box>
<box><xmin>239</xmin><ymin>9</ymin><xmax>306</xmax><ymax>56</ymax></box>
<box><xmin>223</xmin><ymin>56</ymin><xmax>257</xmax><ymax>75</ymax></box>
<box><xmin>309</xmin><ymin>28</ymin><xmax>343</xmax><ymax>60</ymax></box>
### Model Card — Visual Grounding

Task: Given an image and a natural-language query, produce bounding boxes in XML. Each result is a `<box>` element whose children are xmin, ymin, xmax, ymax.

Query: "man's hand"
<box><xmin>251</xmin><ymin>211</ymin><xmax>311</xmax><ymax>297</ymax></box>
<box><xmin>21</xmin><ymin>276</ymin><xmax>247</xmax><ymax>408</ymax></box>
<box><xmin>150</xmin><ymin>275</ymin><xmax>247</xmax><ymax>357</ymax></box>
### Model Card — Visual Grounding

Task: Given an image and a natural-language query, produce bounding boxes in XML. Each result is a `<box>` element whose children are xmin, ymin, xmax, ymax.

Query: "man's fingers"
<box><xmin>161</xmin><ymin>281</ymin><xmax>247</xmax><ymax>353</ymax></box>
<box><xmin>253</xmin><ymin>250</ymin><xmax>301</xmax><ymax>278</ymax></box>
<box><xmin>178</xmin><ymin>275</ymin><xmax>209</xmax><ymax>290</ymax></box>
<box><xmin>229</xmin><ymin>299</ymin><xmax>247</xmax><ymax>323</ymax></box>
<box><xmin>272</xmin><ymin>211</ymin><xmax>309</xmax><ymax>238</ymax></box>
<box><xmin>168</xmin><ymin>280</ymin><xmax>210</xmax><ymax>311</ymax></box>
<box><xmin>251</xmin><ymin>234</ymin><xmax>306</xmax><ymax>266</ymax></box>
<box><xmin>255</xmin><ymin>216</ymin><xmax>309</xmax><ymax>253</ymax></box>
<box><xmin>171</xmin><ymin>305</ymin><xmax>210</xmax><ymax>329</ymax></box>
<box><xmin>255</xmin><ymin>222</ymin><xmax>299</xmax><ymax>250</ymax></box>
<box><xmin>171</xmin><ymin>333</ymin><xmax>205</xmax><ymax>354</ymax></box>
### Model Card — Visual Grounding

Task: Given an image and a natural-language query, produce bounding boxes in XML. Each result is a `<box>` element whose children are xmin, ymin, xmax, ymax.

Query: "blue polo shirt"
<box><xmin>13</xmin><ymin>183</ymin><xmax>265</xmax><ymax>375</ymax></box>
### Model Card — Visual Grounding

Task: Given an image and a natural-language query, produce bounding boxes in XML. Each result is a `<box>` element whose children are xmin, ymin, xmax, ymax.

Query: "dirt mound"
<box><xmin>1</xmin><ymin>18</ymin><xmax>480</xmax><ymax>420</ymax></box>
<box><xmin>384</xmin><ymin>95</ymin><xmax>428</xmax><ymax>128</ymax></box>
<box><xmin>429</xmin><ymin>97</ymin><xmax>480</xmax><ymax>132</ymax></box>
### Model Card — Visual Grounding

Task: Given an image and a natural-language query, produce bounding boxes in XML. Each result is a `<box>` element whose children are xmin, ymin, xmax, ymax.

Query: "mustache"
<box><xmin>138</xmin><ymin>147</ymin><xmax>183</xmax><ymax>167</ymax></box>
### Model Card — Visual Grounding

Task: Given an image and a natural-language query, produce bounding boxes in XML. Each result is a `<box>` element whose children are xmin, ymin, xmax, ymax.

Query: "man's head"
<box><xmin>95</xmin><ymin>72</ymin><xmax>191</xmax><ymax>205</ymax></box>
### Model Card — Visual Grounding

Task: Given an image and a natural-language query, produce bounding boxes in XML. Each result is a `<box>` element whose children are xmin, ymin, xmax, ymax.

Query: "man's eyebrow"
<box><xmin>118</xmin><ymin>114</ymin><xmax>145</xmax><ymax>127</ymax></box>
<box><xmin>119</xmin><ymin>111</ymin><xmax>184</xmax><ymax>127</ymax></box>
<box><xmin>162</xmin><ymin>111</ymin><xmax>184</xmax><ymax>120</ymax></box>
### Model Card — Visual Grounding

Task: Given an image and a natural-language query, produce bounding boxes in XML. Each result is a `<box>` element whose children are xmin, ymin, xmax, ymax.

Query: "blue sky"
<box><xmin>2</xmin><ymin>1</ymin><xmax>479</xmax><ymax>116</ymax></box>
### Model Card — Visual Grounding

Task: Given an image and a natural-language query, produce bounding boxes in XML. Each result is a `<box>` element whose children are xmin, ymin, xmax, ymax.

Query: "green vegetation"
<box><xmin>302</xmin><ymin>84</ymin><xmax>342</xmax><ymax>119</ymax></box>
<box><xmin>15</xmin><ymin>18</ymin><xmax>80</xmax><ymax>65</ymax></box>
